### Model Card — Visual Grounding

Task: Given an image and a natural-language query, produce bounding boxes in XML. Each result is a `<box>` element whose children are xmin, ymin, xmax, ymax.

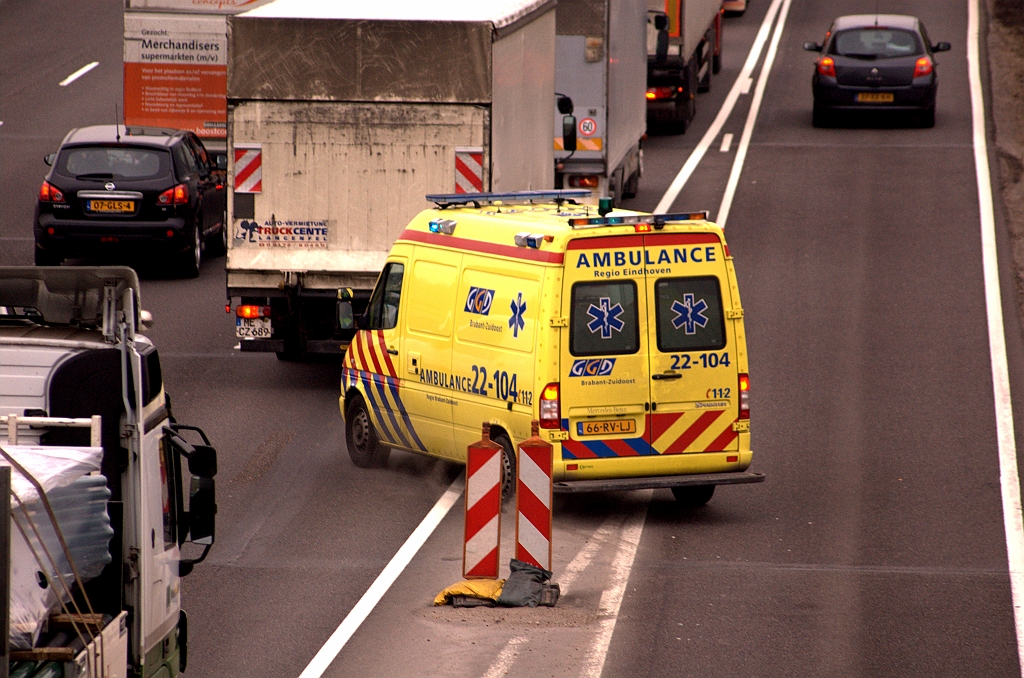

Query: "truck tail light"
<box><xmin>39</xmin><ymin>181</ymin><xmax>64</xmax><ymax>203</ymax></box>
<box><xmin>236</xmin><ymin>305</ymin><xmax>271</xmax><ymax>319</ymax></box>
<box><xmin>646</xmin><ymin>86</ymin><xmax>680</xmax><ymax>100</ymax></box>
<box><xmin>568</xmin><ymin>175</ymin><xmax>599</xmax><ymax>189</ymax></box>
<box><xmin>913</xmin><ymin>56</ymin><xmax>933</xmax><ymax>78</ymax></box>
<box><xmin>738</xmin><ymin>373</ymin><xmax>750</xmax><ymax>420</ymax></box>
<box><xmin>158</xmin><ymin>183</ymin><xmax>189</xmax><ymax>205</ymax></box>
<box><xmin>817</xmin><ymin>57</ymin><xmax>836</xmax><ymax>77</ymax></box>
<box><xmin>539</xmin><ymin>382</ymin><xmax>560</xmax><ymax>429</ymax></box>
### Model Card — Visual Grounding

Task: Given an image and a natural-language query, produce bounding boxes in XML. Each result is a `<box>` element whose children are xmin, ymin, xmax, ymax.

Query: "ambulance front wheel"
<box><xmin>345</xmin><ymin>394</ymin><xmax>390</xmax><ymax>468</ymax></box>
<box><xmin>491</xmin><ymin>431</ymin><xmax>516</xmax><ymax>504</ymax></box>
<box><xmin>671</xmin><ymin>485</ymin><xmax>714</xmax><ymax>507</ymax></box>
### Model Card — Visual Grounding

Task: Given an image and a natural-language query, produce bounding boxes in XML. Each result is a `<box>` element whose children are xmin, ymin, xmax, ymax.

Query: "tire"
<box><xmin>672</xmin><ymin>485</ymin><xmax>715</xmax><ymax>507</ymax></box>
<box><xmin>207</xmin><ymin>222</ymin><xmax>228</xmax><ymax>258</ymax></box>
<box><xmin>491</xmin><ymin>430</ymin><xmax>516</xmax><ymax>504</ymax></box>
<box><xmin>178</xmin><ymin>221</ymin><xmax>202</xmax><ymax>278</ymax></box>
<box><xmin>622</xmin><ymin>170</ymin><xmax>640</xmax><ymax>200</ymax></box>
<box><xmin>812</xmin><ymin>102</ymin><xmax>830</xmax><ymax>128</ymax></box>
<box><xmin>345</xmin><ymin>394</ymin><xmax>390</xmax><ymax>468</ymax></box>
<box><xmin>34</xmin><ymin>245</ymin><xmax>62</xmax><ymax>266</ymax></box>
<box><xmin>918</xmin><ymin>106</ymin><xmax>935</xmax><ymax>128</ymax></box>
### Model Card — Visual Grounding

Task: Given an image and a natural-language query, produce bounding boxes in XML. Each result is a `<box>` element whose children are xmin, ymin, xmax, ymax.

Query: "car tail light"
<box><xmin>568</xmin><ymin>175</ymin><xmax>599</xmax><ymax>189</ymax></box>
<box><xmin>646</xmin><ymin>86</ymin><xmax>680</xmax><ymax>100</ymax></box>
<box><xmin>236</xmin><ymin>305</ymin><xmax>271</xmax><ymax>319</ymax></box>
<box><xmin>539</xmin><ymin>382</ymin><xmax>560</xmax><ymax>429</ymax></box>
<box><xmin>817</xmin><ymin>57</ymin><xmax>836</xmax><ymax>77</ymax></box>
<box><xmin>158</xmin><ymin>183</ymin><xmax>189</xmax><ymax>205</ymax></box>
<box><xmin>738</xmin><ymin>373</ymin><xmax>750</xmax><ymax>420</ymax></box>
<box><xmin>39</xmin><ymin>181</ymin><xmax>64</xmax><ymax>203</ymax></box>
<box><xmin>914</xmin><ymin>56</ymin><xmax>933</xmax><ymax>78</ymax></box>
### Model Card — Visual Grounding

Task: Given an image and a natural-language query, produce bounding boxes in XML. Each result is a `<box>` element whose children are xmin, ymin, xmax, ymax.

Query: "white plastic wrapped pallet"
<box><xmin>3</xmin><ymin>445</ymin><xmax>114</xmax><ymax>650</ymax></box>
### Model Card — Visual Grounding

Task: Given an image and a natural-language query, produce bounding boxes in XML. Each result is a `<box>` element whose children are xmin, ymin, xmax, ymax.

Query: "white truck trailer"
<box><xmin>552</xmin><ymin>0</ymin><xmax>648</xmax><ymax>205</ymax></box>
<box><xmin>224</xmin><ymin>0</ymin><xmax>557</xmax><ymax>358</ymax></box>
<box><xmin>0</xmin><ymin>267</ymin><xmax>218</xmax><ymax>678</ymax></box>
<box><xmin>645</xmin><ymin>0</ymin><xmax>724</xmax><ymax>133</ymax></box>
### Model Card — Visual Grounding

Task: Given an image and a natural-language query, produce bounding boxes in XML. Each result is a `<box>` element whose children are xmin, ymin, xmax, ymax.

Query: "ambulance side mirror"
<box><xmin>215</xmin><ymin>153</ymin><xmax>228</xmax><ymax>170</ymax></box>
<box><xmin>337</xmin><ymin>301</ymin><xmax>355</xmax><ymax>330</ymax></box>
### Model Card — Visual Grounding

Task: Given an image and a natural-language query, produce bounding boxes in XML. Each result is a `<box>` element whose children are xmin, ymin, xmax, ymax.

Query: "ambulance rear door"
<box><xmin>642</xmin><ymin>232</ymin><xmax>740</xmax><ymax>455</ymax></box>
<box><xmin>559</xmin><ymin>235</ymin><xmax>651</xmax><ymax>460</ymax></box>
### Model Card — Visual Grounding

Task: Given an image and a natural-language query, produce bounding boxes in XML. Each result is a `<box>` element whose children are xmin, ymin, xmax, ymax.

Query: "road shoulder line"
<box><xmin>969</xmin><ymin>0</ymin><xmax>1024</xmax><ymax>673</ymax></box>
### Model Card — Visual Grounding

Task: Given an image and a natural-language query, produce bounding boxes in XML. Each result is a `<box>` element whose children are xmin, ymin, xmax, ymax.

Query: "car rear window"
<box><xmin>830</xmin><ymin>28</ymin><xmax>922</xmax><ymax>58</ymax></box>
<box><xmin>570</xmin><ymin>281</ymin><xmax>639</xmax><ymax>356</ymax></box>
<box><xmin>654</xmin><ymin>276</ymin><xmax>726</xmax><ymax>353</ymax></box>
<box><xmin>57</xmin><ymin>146</ymin><xmax>171</xmax><ymax>180</ymax></box>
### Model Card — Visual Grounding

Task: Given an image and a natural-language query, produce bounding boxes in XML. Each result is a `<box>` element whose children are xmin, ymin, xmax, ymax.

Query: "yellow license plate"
<box><xmin>577</xmin><ymin>419</ymin><xmax>637</xmax><ymax>436</ymax></box>
<box><xmin>89</xmin><ymin>200</ymin><xmax>134</xmax><ymax>213</ymax></box>
<box><xmin>857</xmin><ymin>92</ymin><xmax>894</xmax><ymax>103</ymax></box>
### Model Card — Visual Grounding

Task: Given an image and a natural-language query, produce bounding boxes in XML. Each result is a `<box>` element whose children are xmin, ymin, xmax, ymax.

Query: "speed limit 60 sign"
<box><xmin>579</xmin><ymin>117</ymin><xmax>597</xmax><ymax>137</ymax></box>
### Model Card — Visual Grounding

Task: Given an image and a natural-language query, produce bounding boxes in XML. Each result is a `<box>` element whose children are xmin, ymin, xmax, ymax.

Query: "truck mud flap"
<box><xmin>552</xmin><ymin>471</ymin><xmax>765</xmax><ymax>494</ymax></box>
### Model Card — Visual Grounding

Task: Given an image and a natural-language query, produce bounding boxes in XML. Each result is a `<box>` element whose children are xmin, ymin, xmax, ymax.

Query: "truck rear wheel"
<box><xmin>345</xmin><ymin>394</ymin><xmax>390</xmax><ymax>468</ymax></box>
<box><xmin>671</xmin><ymin>485</ymin><xmax>714</xmax><ymax>507</ymax></box>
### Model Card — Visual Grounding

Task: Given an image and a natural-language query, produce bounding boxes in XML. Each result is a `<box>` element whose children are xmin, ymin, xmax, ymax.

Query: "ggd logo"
<box><xmin>569</xmin><ymin>358</ymin><xmax>616</xmax><ymax>377</ymax></box>
<box><xmin>464</xmin><ymin>287</ymin><xmax>494</xmax><ymax>315</ymax></box>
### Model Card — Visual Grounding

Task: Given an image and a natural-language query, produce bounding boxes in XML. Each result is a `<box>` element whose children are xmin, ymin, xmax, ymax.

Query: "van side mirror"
<box><xmin>44</xmin><ymin>153</ymin><xmax>56</xmax><ymax>166</ymax></box>
<box><xmin>653</xmin><ymin>13</ymin><xmax>668</xmax><ymax>31</ymax></box>
<box><xmin>215</xmin><ymin>153</ymin><xmax>228</xmax><ymax>170</ymax></box>
<box><xmin>188</xmin><ymin>477</ymin><xmax>216</xmax><ymax>544</ymax></box>
<box><xmin>337</xmin><ymin>301</ymin><xmax>354</xmax><ymax>330</ymax></box>
<box><xmin>187</xmin><ymin>444</ymin><xmax>218</xmax><ymax>478</ymax></box>
<box><xmin>562</xmin><ymin>115</ymin><xmax>578</xmax><ymax>153</ymax></box>
<box><xmin>652</xmin><ymin>12</ymin><xmax>669</xmax><ymax>62</ymax></box>
<box><xmin>803</xmin><ymin>41</ymin><xmax>822</xmax><ymax>52</ymax></box>
<box><xmin>932</xmin><ymin>42</ymin><xmax>951</xmax><ymax>52</ymax></box>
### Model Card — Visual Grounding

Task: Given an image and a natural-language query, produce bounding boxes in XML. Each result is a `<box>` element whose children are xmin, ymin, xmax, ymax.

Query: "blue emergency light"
<box><xmin>567</xmin><ymin>211</ymin><xmax>709</xmax><ymax>229</ymax></box>
<box><xmin>427</xmin><ymin>189</ymin><xmax>591</xmax><ymax>209</ymax></box>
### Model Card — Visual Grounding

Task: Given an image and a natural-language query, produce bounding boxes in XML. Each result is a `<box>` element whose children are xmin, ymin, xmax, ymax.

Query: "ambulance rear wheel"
<box><xmin>345</xmin><ymin>394</ymin><xmax>390</xmax><ymax>468</ymax></box>
<box><xmin>491</xmin><ymin>431</ymin><xmax>516</xmax><ymax>504</ymax></box>
<box><xmin>672</xmin><ymin>485</ymin><xmax>714</xmax><ymax>507</ymax></box>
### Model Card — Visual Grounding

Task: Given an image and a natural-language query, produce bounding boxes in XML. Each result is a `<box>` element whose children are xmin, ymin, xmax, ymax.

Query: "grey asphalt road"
<box><xmin>2</xmin><ymin>0</ymin><xmax>1023</xmax><ymax>676</ymax></box>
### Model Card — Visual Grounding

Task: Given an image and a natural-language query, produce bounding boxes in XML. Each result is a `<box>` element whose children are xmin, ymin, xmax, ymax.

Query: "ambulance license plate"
<box><xmin>577</xmin><ymin>419</ymin><xmax>636</xmax><ymax>436</ymax></box>
<box><xmin>88</xmin><ymin>199</ymin><xmax>134</xmax><ymax>213</ymax></box>
<box><xmin>236</xmin><ymin>317</ymin><xmax>271</xmax><ymax>338</ymax></box>
<box><xmin>856</xmin><ymin>92</ymin><xmax>894</xmax><ymax>103</ymax></box>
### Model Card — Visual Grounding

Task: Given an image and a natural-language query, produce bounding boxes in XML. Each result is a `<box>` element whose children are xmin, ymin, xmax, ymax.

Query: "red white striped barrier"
<box><xmin>234</xmin><ymin>143</ymin><xmax>262</xmax><ymax>193</ymax></box>
<box><xmin>455</xmin><ymin>146</ymin><xmax>483</xmax><ymax>194</ymax></box>
<box><xmin>515</xmin><ymin>421</ymin><xmax>553</xmax><ymax>571</ymax></box>
<box><xmin>463</xmin><ymin>423</ymin><xmax>502</xmax><ymax>578</ymax></box>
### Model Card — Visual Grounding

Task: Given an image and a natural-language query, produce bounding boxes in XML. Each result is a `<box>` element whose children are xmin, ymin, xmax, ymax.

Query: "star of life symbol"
<box><xmin>509</xmin><ymin>292</ymin><xmax>526</xmax><ymax>338</ymax></box>
<box><xmin>671</xmin><ymin>294</ymin><xmax>709</xmax><ymax>335</ymax></box>
<box><xmin>587</xmin><ymin>297</ymin><xmax>625</xmax><ymax>339</ymax></box>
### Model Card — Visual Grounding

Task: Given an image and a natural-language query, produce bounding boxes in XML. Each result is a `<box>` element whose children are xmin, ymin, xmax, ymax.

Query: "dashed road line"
<box><xmin>481</xmin><ymin>636</ymin><xmax>528</xmax><ymax>678</ymax></box>
<box><xmin>59</xmin><ymin>62</ymin><xmax>99</xmax><ymax>87</ymax></box>
<box><xmin>719</xmin><ymin>133</ymin><xmax>734</xmax><ymax>153</ymax></box>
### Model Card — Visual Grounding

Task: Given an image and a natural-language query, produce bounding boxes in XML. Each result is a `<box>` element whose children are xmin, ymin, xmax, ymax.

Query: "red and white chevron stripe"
<box><xmin>463</xmin><ymin>424</ymin><xmax>502</xmax><ymax>578</ymax></box>
<box><xmin>515</xmin><ymin>422</ymin><xmax>552</xmax><ymax>571</ymax></box>
<box><xmin>234</xmin><ymin>143</ymin><xmax>262</xmax><ymax>193</ymax></box>
<box><xmin>454</xmin><ymin>146</ymin><xmax>483</xmax><ymax>194</ymax></box>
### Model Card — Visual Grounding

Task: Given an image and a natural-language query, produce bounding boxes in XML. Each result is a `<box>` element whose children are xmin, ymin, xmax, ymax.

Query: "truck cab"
<box><xmin>0</xmin><ymin>267</ymin><xmax>217</xmax><ymax>677</ymax></box>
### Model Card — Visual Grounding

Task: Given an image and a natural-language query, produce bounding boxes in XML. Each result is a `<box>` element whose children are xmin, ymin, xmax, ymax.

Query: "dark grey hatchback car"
<box><xmin>34</xmin><ymin>125</ymin><xmax>227</xmax><ymax>277</ymax></box>
<box><xmin>803</xmin><ymin>15</ymin><xmax>951</xmax><ymax>128</ymax></box>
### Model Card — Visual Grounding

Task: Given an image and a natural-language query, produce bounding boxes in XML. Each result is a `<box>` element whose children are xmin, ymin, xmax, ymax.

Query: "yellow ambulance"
<box><xmin>339</xmin><ymin>190</ymin><xmax>763</xmax><ymax>506</ymax></box>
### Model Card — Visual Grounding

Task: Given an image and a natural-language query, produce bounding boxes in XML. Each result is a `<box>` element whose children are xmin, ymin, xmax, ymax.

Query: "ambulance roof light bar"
<box><xmin>427</xmin><ymin>189</ymin><xmax>592</xmax><ymax>209</ymax></box>
<box><xmin>567</xmin><ymin>211</ymin><xmax>709</xmax><ymax>229</ymax></box>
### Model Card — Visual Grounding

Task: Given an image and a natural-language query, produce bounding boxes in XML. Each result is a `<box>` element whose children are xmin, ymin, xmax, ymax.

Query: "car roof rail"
<box><xmin>426</xmin><ymin>190</ymin><xmax>592</xmax><ymax>209</ymax></box>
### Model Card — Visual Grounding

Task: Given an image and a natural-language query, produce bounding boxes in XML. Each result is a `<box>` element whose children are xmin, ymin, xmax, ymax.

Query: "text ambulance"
<box><xmin>339</xmin><ymin>191</ymin><xmax>763</xmax><ymax>506</ymax></box>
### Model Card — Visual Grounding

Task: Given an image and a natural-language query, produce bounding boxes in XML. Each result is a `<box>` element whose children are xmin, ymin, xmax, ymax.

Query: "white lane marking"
<box><xmin>579</xmin><ymin>495</ymin><xmax>651</xmax><ymax>678</ymax></box>
<box><xmin>654</xmin><ymin>0</ymin><xmax>784</xmax><ymax>214</ymax></box>
<box><xmin>740</xmin><ymin>77</ymin><xmax>754</xmax><ymax>95</ymax></box>
<box><xmin>558</xmin><ymin>514</ymin><xmax>624</xmax><ymax>596</ymax></box>
<box><xmin>297</xmin><ymin>478</ymin><xmax>464</xmax><ymax>678</ymax></box>
<box><xmin>59</xmin><ymin>62</ymin><xmax>99</xmax><ymax>87</ymax></box>
<box><xmin>715</xmin><ymin>0</ymin><xmax>794</xmax><ymax>227</ymax></box>
<box><xmin>720</xmin><ymin>133</ymin><xmax>734</xmax><ymax>153</ymax></box>
<box><xmin>481</xmin><ymin>636</ymin><xmax>528</xmax><ymax>678</ymax></box>
<box><xmin>968</xmin><ymin>0</ymin><xmax>1024</xmax><ymax>672</ymax></box>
